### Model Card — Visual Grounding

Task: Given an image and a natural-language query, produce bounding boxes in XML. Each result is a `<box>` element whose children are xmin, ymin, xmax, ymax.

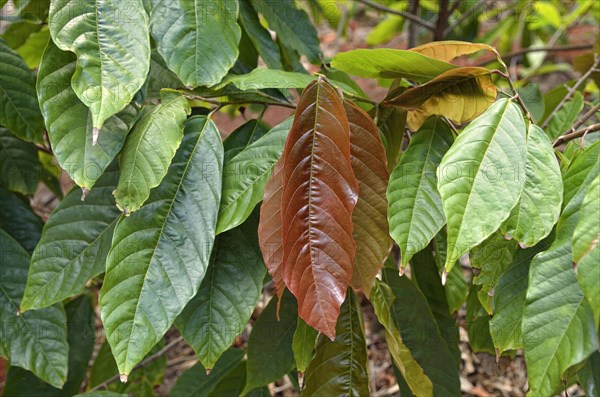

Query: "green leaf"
<box><xmin>75</xmin><ymin>392</ymin><xmax>127</xmax><ymax>397</ymax></box>
<box><xmin>0</xmin><ymin>127</ymin><xmax>40</xmax><ymax>195</ymax></box>
<box><xmin>16</xmin><ymin>26</ymin><xmax>49</xmax><ymax>68</ymax></box>
<box><xmin>489</xmin><ymin>237</ymin><xmax>552</xmax><ymax>354</ymax></box>
<box><xmin>380</xmin><ymin>269</ymin><xmax>460</xmax><ymax>396</ymax></box>
<box><xmin>437</xmin><ymin>99</ymin><xmax>527</xmax><ymax>272</ymax></box>
<box><xmin>433</xmin><ymin>230</ymin><xmax>467</xmax><ymax>314</ymax></box>
<box><xmin>216</xmin><ymin>68</ymin><xmax>315</xmax><ymax>90</ymax></box>
<box><xmin>176</xmin><ymin>217</ymin><xmax>265</xmax><ymax>369</ymax></box>
<box><xmin>292</xmin><ymin>318</ymin><xmax>318</xmax><ymax>373</ymax></box>
<box><xmin>217</xmin><ymin>117</ymin><xmax>291</xmax><ymax>234</ymax></box>
<box><xmin>302</xmin><ymin>290</ymin><xmax>370</xmax><ymax>397</ymax></box>
<box><xmin>545</xmin><ymin>91</ymin><xmax>584</xmax><ymax>140</ymax></box>
<box><xmin>0</xmin><ymin>38</ymin><xmax>44</xmax><ymax>143</ymax></box>
<box><xmin>410</xmin><ymin>248</ymin><xmax>461</xmax><ymax>366</ymax></box>
<box><xmin>470</xmin><ymin>232</ymin><xmax>518</xmax><ymax>314</ymax></box>
<box><xmin>89</xmin><ymin>339</ymin><xmax>166</xmax><ymax>396</ymax></box>
<box><xmin>37</xmin><ymin>40</ymin><xmax>137</xmax><ymax>190</ymax></box>
<box><xmin>21</xmin><ymin>167</ymin><xmax>121</xmax><ymax>311</ymax></box>
<box><xmin>223</xmin><ymin>119</ymin><xmax>269</xmax><ymax>164</ymax></box>
<box><xmin>388</xmin><ymin>117</ymin><xmax>453</xmax><ymax>268</ymax></box>
<box><xmin>238</xmin><ymin>0</ymin><xmax>282</xmax><ymax>69</ymax></box>
<box><xmin>113</xmin><ymin>91</ymin><xmax>191</xmax><ymax>214</ymax></box>
<box><xmin>48</xmin><ymin>0</ymin><xmax>150</xmax><ymax>131</ymax></box>
<box><xmin>578</xmin><ymin>351</ymin><xmax>600</xmax><ymax>397</ymax></box>
<box><xmin>523</xmin><ymin>146</ymin><xmax>599</xmax><ymax>396</ymax></box>
<box><xmin>149</xmin><ymin>0</ymin><xmax>240</xmax><ymax>88</ymax></box>
<box><xmin>243</xmin><ymin>291</ymin><xmax>297</xmax><ymax>394</ymax></box>
<box><xmin>523</xmin><ymin>243</ymin><xmax>598</xmax><ymax>396</ymax></box>
<box><xmin>3</xmin><ymin>295</ymin><xmax>95</xmax><ymax>396</ymax></box>
<box><xmin>377</xmin><ymin>107</ymin><xmax>407</xmax><ymax>172</ymax></box>
<box><xmin>517</xmin><ymin>84</ymin><xmax>544</xmax><ymax>122</ymax></box>
<box><xmin>170</xmin><ymin>349</ymin><xmax>245</xmax><ymax>397</ymax></box>
<box><xmin>371</xmin><ymin>280</ymin><xmax>433</xmax><ymax>397</ymax></box>
<box><xmin>146</xmin><ymin>49</ymin><xmax>183</xmax><ymax>100</ymax></box>
<box><xmin>500</xmin><ymin>124</ymin><xmax>563</xmax><ymax>247</ymax></box>
<box><xmin>0</xmin><ymin>230</ymin><xmax>68</xmax><ymax>388</ymax></box>
<box><xmin>572</xmin><ymin>174</ymin><xmax>599</xmax><ymax>264</ymax></box>
<box><xmin>465</xmin><ymin>286</ymin><xmax>495</xmax><ymax>354</ymax></box>
<box><xmin>100</xmin><ymin>116</ymin><xmax>223</xmax><ymax>377</ymax></box>
<box><xmin>0</xmin><ymin>187</ymin><xmax>42</xmax><ymax>253</ymax></box>
<box><xmin>249</xmin><ymin>0</ymin><xmax>321</xmax><ymax>64</ymax></box>
<box><xmin>331</xmin><ymin>49</ymin><xmax>456</xmax><ymax>83</ymax></box>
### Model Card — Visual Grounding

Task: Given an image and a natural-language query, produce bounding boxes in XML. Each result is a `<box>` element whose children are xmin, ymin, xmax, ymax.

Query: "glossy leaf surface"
<box><xmin>48</xmin><ymin>0</ymin><xmax>150</xmax><ymax>131</ymax></box>
<box><xmin>388</xmin><ymin>117</ymin><xmax>453</xmax><ymax>268</ymax></box>
<box><xmin>437</xmin><ymin>99</ymin><xmax>527</xmax><ymax>272</ymax></box>
<box><xmin>100</xmin><ymin>117</ymin><xmax>223</xmax><ymax>376</ymax></box>
<box><xmin>280</xmin><ymin>79</ymin><xmax>359</xmax><ymax>338</ymax></box>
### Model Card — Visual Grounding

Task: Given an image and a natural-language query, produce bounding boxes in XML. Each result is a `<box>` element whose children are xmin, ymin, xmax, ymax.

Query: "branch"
<box><xmin>476</xmin><ymin>44</ymin><xmax>594</xmax><ymax>67</ymax></box>
<box><xmin>493</xmin><ymin>70</ymin><xmax>535</xmax><ymax>123</ymax></box>
<box><xmin>357</xmin><ymin>0</ymin><xmax>436</xmax><ymax>31</ymax></box>
<box><xmin>444</xmin><ymin>1</ymin><xmax>486</xmax><ymax>37</ymax></box>
<box><xmin>541</xmin><ymin>55</ymin><xmax>600</xmax><ymax>129</ymax></box>
<box><xmin>553</xmin><ymin>123</ymin><xmax>600</xmax><ymax>147</ymax></box>
<box><xmin>571</xmin><ymin>102</ymin><xmax>600</xmax><ymax>131</ymax></box>
<box><xmin>89</xmin><ymin>336</ymin><xmax>184</xmax><ymax>391</ymax></box>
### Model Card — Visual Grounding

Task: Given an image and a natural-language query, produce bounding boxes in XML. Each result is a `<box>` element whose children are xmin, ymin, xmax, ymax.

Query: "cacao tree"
<box><xmin>0</xmin><ymin>0</ymin><xmax>599</xmax><ymax>396</ymax></box>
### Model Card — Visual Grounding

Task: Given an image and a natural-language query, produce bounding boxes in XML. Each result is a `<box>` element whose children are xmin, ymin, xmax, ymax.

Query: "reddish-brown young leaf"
<box><xmin>281</xmin><ymin>78</ymin><xmax>359</xmax><ymax>339</ymax></box>
<box><xmin>258</xmin><ymin>158</ymin><xmax>285</xmax><ymax>304</ymax></box>
<box><xmin>345</xmin><ymin>100</ymin><xmax>392</xmax><ymax>297</ymax></box>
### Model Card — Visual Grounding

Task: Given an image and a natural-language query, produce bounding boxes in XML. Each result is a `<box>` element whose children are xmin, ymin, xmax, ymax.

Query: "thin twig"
<box><xmin>493</xmin><ymin>70</ymin><xmax>535</xmax><ymax>123</ymax></box>
<box><xmin>541</xmin><ymin>55</ymin><xmax>600</xmax><ymax>129</ymax></box>
<box><xmin>569</xmin><ymin>102</ymin><xmax>600</xmax><ymax>132</ymax></box>
<box><xmin>486</xmin><ymin>44</ymin><xmax>594</xmax><ymax>65</ymax></box>
<box><xmin>357</xmin><ymin>0</ymin><xmax>435</xmax><ymax>31</ymax></box>
<box><xmin>89</xmin><ymin>336</ymin><xmax>184</xmax><ymax>392</ymax></box>
<box><xmin>553</xmin><ymin>123</ymin><xmax>600</xmax><ymax>147</ymax></box>
<box><xmin>185</xmin><ymin>95</ymin><xmax>296</xmax><ymax>109</ymax></box>
<box><xmin>36</xmin><ymin>144</ymin><xmax>53</xmax><ymax>154</ymax></box>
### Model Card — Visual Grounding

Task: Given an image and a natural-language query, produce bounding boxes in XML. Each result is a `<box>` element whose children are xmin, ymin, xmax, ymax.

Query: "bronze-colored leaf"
<box><xmin>411</xmin><ymin>41</ymin><xmax>496</xmax><ymax>64</ymax></box>
<box><xmin>258</xmin><ymin>158</ymin><xmax>285</xmax><ymax>303</ymax></box>
<box><xmin>345</xmin><ymin>100</ymin><xmax>391</xmax><ymax>297</ymax></box>
<box><xmin>280</xmin><ymin>78</ymin><xmax>359</xmax><ymax>339</ymax></box>
<box><xmin>385</xmin><ymin>67</ymin><xmax>497</xmax><ymax>130</ymax></box>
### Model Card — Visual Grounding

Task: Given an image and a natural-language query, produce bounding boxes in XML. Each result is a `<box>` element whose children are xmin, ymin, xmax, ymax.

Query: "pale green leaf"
<box><xmin>470</xmin><ymin>232</ymin><xmax>518</xmax><ymax>313</ymax></box>
<box><xmin>302</xmin><ymin>290</ymin><xmax>370</xmax><ymax>397</ymax></box>
<box><xmin>437</xmin><ymin>99</ymin><xmax>527</xmax><ymax>272</ymax></box>
<box><xmin>572</xmin><ymin>174</ymin><xmax>599</xmax><ymax>264</ymax></box>
<box><xmin>15</xmin><ymin>26</ymin><xmax>49</xmax><ymax>68</ymax></box>
<box><xmin>489</xmin><ymin>237</ymin><xmax>552</xmax><ymax>353</ymax></box>
<box><xmin>243</xmin><ymin>291</ymin><xmax>297</xmax><ymax>394</ymax></box>
<box><xmin>114</xmin><ymin>91</ymin><xmax>191</xmax><ymax>213</ymax></box>
<box><xmin>0</xmin><ymin>127</ymin><xmax>40</xmax><ymax>195</ymax></box>
<box><xmin>0</xmin><ymin>230</ymin><xmax>68</xmax><ymax>388</ymax></box>
<box><xmin>216</xmin><ymin>118</ymin><xmax>291</xmax><ymax>234</ymax></box>
<box><xmin>388</xmin><ymin>117</ymin><xmax>453</xmax><ymax>268</ymax></box>
<box><xmin>331</xmin><ymin>49</ymin><xmax>456</xmax><ymax>83</ymax></box>
<box><xmin>545</xmin><ymin>91</ymin><xmax>584</xmax><ymax>140</ymax></box>
<box><xmin>100</xmin><ymin>117</ymin><xmax>223</xmax><ymax>376</ymax></box>
<box><xmin>149</xmin><ymin>0</ymin><xmax>241</xmax><ymax>88</ymax></box>
<box><xmin>176</xmin><ymin>215</ymin><xmax>265</xmax><ymax>369</ymax></box>
<box><xmin>249</xmin><ymin>0</ymin><xmax>321</xmax><ymax>64</ymax></box>
<box><xmin>501</xmin><ymin>124</ymin><xmax>563</xmax><ymax>247</ymax></box>
<box><xmin>37</xmin><ymin>40</ymin><xmax>137</xmax><ymax>190</ymax></box>
<box><xmin>48</xmin><ymin>0</ymin><xmax>150</xmax><ymax>131</ymax></box>
<box><xmin>433</xmin><ymin>230</ymin><xmax>468</xmax><ymax>314</ymax></box>
<box><xmin>216</xmin><ymin>69</ymin><xmax>315</xmax><ymax>90</ymax></box>
<box><xmin>0</xmin><ymin>38</ymin><xmax>44</xmax><ymax>143</ymax></box>
<box><xmin>292</xmin><ymin>318</ymin><xmax>318</xmax><ymax>373</ymax></box>
<box><xmin>21</xmin><ymin>168</ymin><xmax>121</xmax><ymax>311</ymax></box>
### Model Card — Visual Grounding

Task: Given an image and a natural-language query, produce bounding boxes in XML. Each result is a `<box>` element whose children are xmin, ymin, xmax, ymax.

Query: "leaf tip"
<box><xmin>81</xmin><ymin>187</ymin><xmax>90</xmax><ymax>201</ymax></box>
<box><xmin>92</xmin><ymin>127</ymin><xmax>100</xmax><ymax>145</ymax></box>
<box><xmin>441</xmin><ymin>270</ymin><xmax>448</xmax><ymax>286</ymax></box>
<box><xmin>119</xmin><ymin>374</ymin><xmax>128</xmax><ymax>383</ymax></box>
<box><xmin>398</xmin><ymin>266</ymin><xmax>405</xmax><ymax>277</ymax></box>
<box><xmin>16</xmin><ymin>308</ymin><xmax>22</xmax><ymax>316</ymax></box>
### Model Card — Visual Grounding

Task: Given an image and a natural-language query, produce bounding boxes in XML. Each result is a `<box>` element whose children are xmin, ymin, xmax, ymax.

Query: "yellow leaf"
<box><xmin>385</xmin><ymin>67</ymin><xmax>497</xmax><ymax>130</ymax></box>
<box><xmin>410</xmin><ymin>41</ymin><xmax>497</xmax><ymax>64</ymax></box>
